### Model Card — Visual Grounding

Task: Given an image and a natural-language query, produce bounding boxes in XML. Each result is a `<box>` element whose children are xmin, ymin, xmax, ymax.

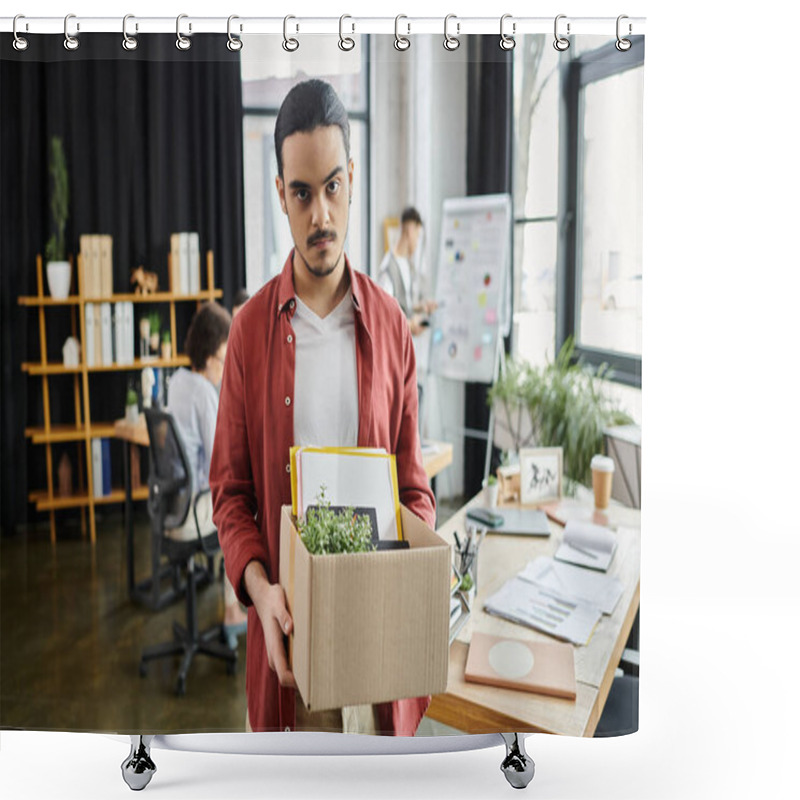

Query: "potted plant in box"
<box><xmin>44</xmin><ymin>136</ymin><xmax>71</xmax><ymax>300</ymax></box>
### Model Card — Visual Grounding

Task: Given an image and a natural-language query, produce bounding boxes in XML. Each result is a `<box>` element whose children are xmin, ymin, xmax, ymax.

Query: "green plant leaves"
<box><xmin>297</xmin><ymin>487</ymin><xmax>375</xmax><ymax>556</ymax></box>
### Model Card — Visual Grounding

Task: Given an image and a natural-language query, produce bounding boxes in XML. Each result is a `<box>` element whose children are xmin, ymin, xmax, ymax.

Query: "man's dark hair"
<box><xmin>274</xmin><ymin>79</ymin><xmax>350</xmax><ymax>178</ymax></box>
<box><xmin>232</xmin><ymin>288</ymin><xmax>249</xmax><ymax>308</ymax></box>
<box><xmin>401</xmin><ymin>207</ymin><xmax>423</xmax><ymax>227</ymax></box>
<box><xmin>184</xmin><ymin>302</ymin><xmax>231</xmax><ymax>371</ymax></box>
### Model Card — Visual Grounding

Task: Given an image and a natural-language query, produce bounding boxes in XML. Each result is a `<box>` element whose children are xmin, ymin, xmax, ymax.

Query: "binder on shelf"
<box><xmin>124</xmin><ymin>302</ymin><xmax>134</xmax><ymax>363</ymax></box>
<box><xmin>114</xmin><ymin>302</ymin><xmax>124</xmax><ymax>364</ymax></box>
<box><xmin>93</xmin><ymin>303</ymin><xmax>102</xmax><ymax>366</ymax></box>
<box><xmin>84</xmin><ymin>303</ymin><xmax>96</xmax><ymax>367</ymax></box>
<box><xmin>179</xmin><ymin>233</ymin><xmax>190</xmax><ymax>295</ymax></box>
<box><xmin>100</xmin><ymin>303</ymin><xmax>112</xmax><ymax>366</ymax></box>
<box><xmin>91</xmin><ymin>236</ymin><xmax>102</xmax><ymax>297</ymax></box>
<box><xmin>91</xmin><ymin>438</ymin><xmax>103</xmax><ymax>498</ymax></box>
<box><xmin>188</xmin><ymin>232</ymin><xmax>200</xmax><ymax>294</ymax></box>
<box><xmin>99</xmin><ymin>235</ymin><xmax>113</xmax><ymax>296</ymax></box>
<box><xmin>101</xmin><ymin>439</ymin><xmax>112</xmax><ymax>496</ymax></box>
<box><xmin>170</xmin><ymin>233</ymin><xmax>182</xmax><ymax>294</ymax></box>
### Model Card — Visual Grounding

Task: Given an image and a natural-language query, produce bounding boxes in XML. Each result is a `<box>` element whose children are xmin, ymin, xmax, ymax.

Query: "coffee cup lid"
<box><xmin>591</xmin><ymin>455</ymin><xmax>615</xmax><ymax>472</ymax></box>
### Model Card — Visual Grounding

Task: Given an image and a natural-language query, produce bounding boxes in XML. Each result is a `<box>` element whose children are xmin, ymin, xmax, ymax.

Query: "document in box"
<box><xmin>554</xmin><ymin>520</ymin><xmax>618</xmax><ymax>571</ymax></box>
<box><xmin>520</xmin><ymin>556</ymin><xmax>624</xmax><ymax>615</ymax></box>
<box><xmin>483</xmin><ymin>576</ymin><xmax>601</xmax><ymax>646</ymax></box>
<box><xmin>292</xmin><ymin>447</ymin><xmax>402</xmax><ymax>541</ymax></box>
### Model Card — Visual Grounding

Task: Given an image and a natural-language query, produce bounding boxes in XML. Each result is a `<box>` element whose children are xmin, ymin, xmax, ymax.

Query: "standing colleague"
<box><xmin>210</xmin><ymin>79</ymin><xmax>435</xmax><ymax>735</ymax></box>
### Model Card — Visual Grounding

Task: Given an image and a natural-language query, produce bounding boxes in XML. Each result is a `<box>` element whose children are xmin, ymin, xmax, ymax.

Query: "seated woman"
<box><xmin>166</xmin><ymin>301</ymin><xmax>248</xmax><ymax>647</ymax></box>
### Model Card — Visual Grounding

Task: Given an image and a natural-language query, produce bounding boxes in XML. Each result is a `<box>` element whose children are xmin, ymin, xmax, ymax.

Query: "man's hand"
<box><xmin>244</xmin><ymin>561</ymin><xmax>296</xmax><ymax>688</ymax></box>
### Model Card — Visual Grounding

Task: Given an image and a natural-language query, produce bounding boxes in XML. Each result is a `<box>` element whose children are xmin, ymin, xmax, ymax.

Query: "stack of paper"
<box><xmin>290</xmin><ymin>446</ymin><xmax>402</xmax><ymax>542</ymax></box>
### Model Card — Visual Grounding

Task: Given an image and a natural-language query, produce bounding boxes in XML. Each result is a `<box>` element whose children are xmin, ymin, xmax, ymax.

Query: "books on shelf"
<box><xmin>79</xmin><ymin>234</ymin><xmax>113</xmax><ymax>297</ymax></box>
<box><xmin>91</xmin><ymin>438</ymin><xmax>112</xmax><ymax>498</ymax></box>
<box><xmin>84</xmin><ymin>301</ymin><xmax>134</xmax><ymax>366</ymax></box>
<box><xmin>170</xmin><ymin>231</ymin><xmax>201</xmax><ymax>294</ymax></box>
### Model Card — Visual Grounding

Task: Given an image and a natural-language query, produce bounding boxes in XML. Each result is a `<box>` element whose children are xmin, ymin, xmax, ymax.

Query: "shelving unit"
<box><xmin>19</xmin><ymin>251</ymin><xmax>222</xmax><ymax>544</ymax></box>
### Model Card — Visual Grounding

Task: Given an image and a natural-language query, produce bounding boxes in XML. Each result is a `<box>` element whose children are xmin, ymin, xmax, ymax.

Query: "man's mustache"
<box><xmin>307</xmin><ymin>230</ymin><xmax>337</xmax><ymax>246</ymax></box>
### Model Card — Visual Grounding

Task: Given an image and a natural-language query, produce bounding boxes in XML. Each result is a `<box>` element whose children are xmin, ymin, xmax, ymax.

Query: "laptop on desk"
<box><xmin>467</xmin><ymin>507</ymin><xmax>551</xmax><ymax>537</ymax></box>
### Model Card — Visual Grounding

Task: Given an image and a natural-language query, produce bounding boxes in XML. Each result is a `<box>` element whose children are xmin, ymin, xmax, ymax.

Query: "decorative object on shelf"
<box><xmin>57</xmin><ymin>452</ymin><xmax>72</xmax><ymax>497</ymax></box>
<box><xmin>139</xmin><ymin>315</ymin><xmax>151</xmax><ymax>359</ymax></box>
<box><xmin>130</xmin><ymin>265</ymin><xmax>159</xmax><ymax>295</ymax></box>
<box><xmin>44</xmin><ymin>135</ymin><xmax>71</xmax><ymax>300</ymax></box>
<box><xmin>160</xmin><ymin>331</ymin><xmax>172</xmax><ymax>360</ymax></box>
<box><xmin>125</xmin><ymin>387</ymin><xmax>140</xmax><ymax>425</ymax></box>
<box><xmin>488</xmin><ymin>338</ymin><xmax>633</xmax><ymax>489</ymax></box>
<box><xmin>141</xmin><ymin>367</ymin><xmax>155</xmax><ymax>409</ymax></box>
<box><xmin>482</xmin><ymin>473</ymin><xmax>499</xmax><ymax>507</ymax></box>
<box><xmin>62</xmin><ymin>336</ymin><xmax>80</xmax><ymax>367</ymax></box>
<box><xmin>148</xmin><ymin>312</ymin><xmax>161</xmax><ymax>354</ymax></box>
<box><xmin>519</xmin><ymin>447</ymin><xmax>563</xmax><ymax>505</ymax></box>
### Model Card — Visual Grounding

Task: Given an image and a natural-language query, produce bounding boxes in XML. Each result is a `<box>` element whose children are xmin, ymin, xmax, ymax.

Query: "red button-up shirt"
<box><xmin>210</xmin><ymin>252</ymin><xmax>436</xmax><ymax>735</ymax></box>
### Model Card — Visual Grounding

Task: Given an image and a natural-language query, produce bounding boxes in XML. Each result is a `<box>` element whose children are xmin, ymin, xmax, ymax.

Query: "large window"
<box><xmin>240</xmin><ymin>37</ymin><xmax>370</xmax><ymax>293</ymax></box>
<box><xmin>512</xmin><ymin>36</ymin><xmax>643</xmax><ymax>387</ymax></box>
<box><xmin>563</xmin><ymin>37</ymin><xmax>644</xmax><ymax>386</ymax></box>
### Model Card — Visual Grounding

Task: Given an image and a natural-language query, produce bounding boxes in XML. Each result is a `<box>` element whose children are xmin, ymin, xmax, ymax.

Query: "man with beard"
<box><xmin>210</xmin><ymin>79</ymin><xmax>435</xmax><ymax>735</ymax></box>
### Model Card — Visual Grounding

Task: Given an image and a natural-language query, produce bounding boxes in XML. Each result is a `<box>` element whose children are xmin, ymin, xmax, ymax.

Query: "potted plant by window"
<box><xmin>44</xmin><ymin>136</ymin><xmax>71</xmax><ymax>300</ymax></box>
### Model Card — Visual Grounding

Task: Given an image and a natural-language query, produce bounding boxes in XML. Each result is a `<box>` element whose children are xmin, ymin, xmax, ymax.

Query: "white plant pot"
<box><xmin>46</xmin><ymin>260</ymin><xmax>72</xmax><ymax>299</ymax></box>
<box><xmin>482</xmin><ymin>479</ymin><xmax>500</xmax><ymax>508</ymax></box>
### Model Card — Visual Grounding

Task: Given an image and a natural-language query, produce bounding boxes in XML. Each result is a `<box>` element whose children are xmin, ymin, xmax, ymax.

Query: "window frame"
<box><xmin>557</xmin><ymin>36</ymin><xmax>645</xmax><ymax>388</ymax></box>
<box><xmin>241</xmin><ymin>38</ymin><xmax>372</xmax><ymax>286</ymax></box>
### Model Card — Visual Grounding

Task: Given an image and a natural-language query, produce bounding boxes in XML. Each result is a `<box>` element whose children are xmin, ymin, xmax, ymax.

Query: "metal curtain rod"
<box><xmin>1</xmin><ymin>15</ymin><xmax>646</xmax><ymax>37</ymax></box>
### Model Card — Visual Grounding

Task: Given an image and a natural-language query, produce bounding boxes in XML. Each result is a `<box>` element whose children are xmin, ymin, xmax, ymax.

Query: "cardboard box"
<box><xmin>279</xmin><ymin>505</ymin><xmax>451</xmax><ymax>712</ymax></box>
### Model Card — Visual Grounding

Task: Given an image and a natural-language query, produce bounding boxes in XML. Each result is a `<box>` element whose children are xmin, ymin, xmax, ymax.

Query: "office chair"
<box><xmin>138</xmin><ymin>408</ymin><xmax>237</xmax><ymax>696</ymax></box>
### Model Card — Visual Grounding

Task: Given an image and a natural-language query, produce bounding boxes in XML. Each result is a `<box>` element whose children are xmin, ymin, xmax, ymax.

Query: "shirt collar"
<box><xmin>276</xmin><ymin>248</ymin><xmax>362</xmax><ymax>315</ymax></box>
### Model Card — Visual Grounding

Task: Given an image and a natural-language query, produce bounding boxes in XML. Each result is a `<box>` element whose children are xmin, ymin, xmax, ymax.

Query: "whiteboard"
<box><xmin>428</xmin><ymin>194</ymin><xmax>512</xmax><ymax>384</ymax></box>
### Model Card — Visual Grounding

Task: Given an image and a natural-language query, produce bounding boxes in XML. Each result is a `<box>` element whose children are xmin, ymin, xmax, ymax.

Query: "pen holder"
<box><xmin>456</xmin><ymin>523</ymin><xmax>484</xmax><ymax>611</ymax></box>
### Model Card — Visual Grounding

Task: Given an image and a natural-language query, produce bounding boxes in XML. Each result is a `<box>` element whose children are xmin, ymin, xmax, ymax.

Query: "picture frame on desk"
<box><xmin>519</xmin><ymin>447</ymin><xmax>563</xmax><ymax>505</ymax></box>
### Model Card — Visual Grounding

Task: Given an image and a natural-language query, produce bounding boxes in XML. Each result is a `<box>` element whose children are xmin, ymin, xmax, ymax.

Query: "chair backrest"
<box><xmin>144</xmin><ymin>407</ymin><xmax>193</xmax><ymax>530</ymax></box>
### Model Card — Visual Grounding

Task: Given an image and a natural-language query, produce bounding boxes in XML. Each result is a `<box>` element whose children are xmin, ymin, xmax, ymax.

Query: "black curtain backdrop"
<box><xmin>0</xmin><ymin>34</ymin><xmax>245</xmax><ymax>535</ymax></box>
<box><xmin>464</xmin><ymin>37</ymin><xmax>513</xmax><ymax>498</ymax></box>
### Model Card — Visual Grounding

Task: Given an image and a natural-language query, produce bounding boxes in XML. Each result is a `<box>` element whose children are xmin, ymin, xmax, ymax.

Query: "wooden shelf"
<box><xmin>22</xmin><ymin>355</ymin><xmax>190</xmax><ymax>375</ymax></box>
<box><xmin>28</xmin><ymin>485</ymin><xmax>149</xmax><ymax>511</ymax></box>
<box><xmin>18</xmin><ymin>289</ymin><xmax>222</xmax><ymax>306</ymax></box>
<box><xmin>21</xmin><ymin>249</ymin><xmax>219</xmax><ymax>544</ymax></box>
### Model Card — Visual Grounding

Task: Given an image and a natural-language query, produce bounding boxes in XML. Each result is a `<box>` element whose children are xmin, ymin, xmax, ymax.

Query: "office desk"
<box><xmin>429</xmin><ymin>493</ymin><xmax>640</xmax><ymax>737</ymax></box>
<box><xmin>115</xmin><ymin>417</ymin><xmax>453</xmax><ymax>609</ymax></box>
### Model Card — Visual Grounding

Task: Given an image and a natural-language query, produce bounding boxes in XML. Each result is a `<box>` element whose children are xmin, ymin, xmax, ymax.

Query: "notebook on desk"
<box><xmin>490</xmin><ymin>508</ymin><xmax>551</xmax><ymax>537</ymax></box>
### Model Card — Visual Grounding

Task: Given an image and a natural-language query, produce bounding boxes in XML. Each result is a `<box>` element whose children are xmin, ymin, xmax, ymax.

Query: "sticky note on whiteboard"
<box><xmin>485</xmin><ymin>308</ymin><xmax>498</xmax><ymax>325</ymax></box>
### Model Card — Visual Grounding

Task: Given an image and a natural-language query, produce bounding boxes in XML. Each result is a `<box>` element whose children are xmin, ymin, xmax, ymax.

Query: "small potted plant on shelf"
<box><xmin>125</xmin><ymin>387</ymin><xmax>140</xmax><ymax>425</ymax></box>
<box><xmin>148</xmin><ymin>312</ymin><xmax>161</xmax><ymax>356</ymax></box>
<box><xmin>160</xmin><ymin>330</ymin><xmax>172</xmax><ymax>361</ymax></box>
<box><xmin>44</xmin><ymin>136</ymin><xmax>71</xmax><ymax>300</ymax></box>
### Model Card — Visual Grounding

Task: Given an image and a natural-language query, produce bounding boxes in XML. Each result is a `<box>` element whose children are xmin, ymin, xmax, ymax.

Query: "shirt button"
<box><xmin>286</xmin><ymin>463</ymin><xmax>291</xmax><ymax>473</ymax></box>
<box><xmin>285</xmin><ymin>726</ymin><xmax>291</xmax><ymax>732</ymax></box>
<box><xmin>285</xmin><ymin>396</ymin><xmax>291</xmax><ymax>406</ymax></box>
<box><xmin>287</xmin><ymin>334</ymin><xmax>293</xmax><ymax>344</ymax></box>
<box><xmin>289</xmin><ymin>300</ymin><xmax>295</xmax><ymax>308</ymax></box>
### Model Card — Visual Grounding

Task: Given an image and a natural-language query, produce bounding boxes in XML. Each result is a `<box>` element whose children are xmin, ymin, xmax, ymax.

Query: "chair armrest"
<box><xmin>192</xmin><ymin>488</ymin><xmax>216</xmax><ymax>559</ymax></box>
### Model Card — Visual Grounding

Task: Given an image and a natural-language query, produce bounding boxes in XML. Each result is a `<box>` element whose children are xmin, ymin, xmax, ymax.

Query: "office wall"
<box><xmin>371</xmin><ymin>37</ymin><xmax>469</xmax><ymax>501</ymax></box>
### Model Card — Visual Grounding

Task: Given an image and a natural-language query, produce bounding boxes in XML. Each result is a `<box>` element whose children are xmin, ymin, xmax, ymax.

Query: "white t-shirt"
<box><xmin>166</xmin><ymin>367</ymin><xmax>219</xmax><ymax>493</ymax></box>
<box><xmin>291</xmin><ymin>289</ymin><xmax>359</xmax><ymax>448</ymax></box>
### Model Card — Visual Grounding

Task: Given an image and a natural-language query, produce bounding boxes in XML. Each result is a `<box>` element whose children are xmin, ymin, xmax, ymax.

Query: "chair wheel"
<box><xmin>139</xmin><ymin>661</ymin><xmax>148</xmax><ymax>678</ymax></box>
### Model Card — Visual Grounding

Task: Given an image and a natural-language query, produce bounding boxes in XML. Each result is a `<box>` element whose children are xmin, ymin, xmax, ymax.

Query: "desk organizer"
<box><xmin>1</xmin><ymin>18</ymin><xmax>644</xmax><ymax>793</ymax></box>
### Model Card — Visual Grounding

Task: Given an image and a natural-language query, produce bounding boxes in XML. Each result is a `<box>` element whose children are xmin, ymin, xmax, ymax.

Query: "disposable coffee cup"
<box><xmin>591</xmin><ymin>455</ymin><xmax>615</xmax><ymax>510</ymax></box>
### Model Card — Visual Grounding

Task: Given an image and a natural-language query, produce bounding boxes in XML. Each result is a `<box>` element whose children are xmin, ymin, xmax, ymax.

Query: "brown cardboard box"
<box><xmin>279</xmin><ymin>505</ymin><xmax>451</xmax><ymax>712</ymax></box>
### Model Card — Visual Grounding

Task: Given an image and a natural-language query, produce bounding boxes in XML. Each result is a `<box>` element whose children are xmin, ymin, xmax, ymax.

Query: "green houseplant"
<box><xmin>489</xmin><ymin>338</ymin><xmax>633</xmax><ymax>490</ymax></box>
<box><xmin>44</xmin><ymin>136</ymin><xmax>71</xmax><ymax>299</ymax></box>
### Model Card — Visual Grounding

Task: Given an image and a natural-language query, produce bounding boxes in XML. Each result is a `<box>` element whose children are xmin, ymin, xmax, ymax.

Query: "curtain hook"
<box><xmin>499</xmin><ymin>14</ymin><xmax>515</xmax><ymax>51</ymax></box>
<box><xmin>176</xmin><ymin>14</ymin><xmax>191</xmax><ymax>51</ymax></box>
<box><xmin>13</xmin><ymin>15</ymin><xmax>29</xmax><ymax>51</ymax></box>
<box><xmin>227</xmin><ymin>15</ymin><xmax>243</xmax><ymax>51</ymax></box>
<box><xmin>339</xmin><ymin>14</ymin><xmax>355</xmax><ymax>51</ymax></box>
<box><xmin>443</xmin><ymin>14</ymin><xmax>460</xmax><ymax>51</ymax></box>
<box><xmin>64</xmin><ymin>13</ymin><xmax>80</xmax><ymax>51</ymax></box>
<box><xmin>554</xmin><ymin>14</ymin><xmax>570</xmax><ymax>51</ymax></box>
<box><xmin>122</xmin><ymin>14</ymin><xmax>138</xmax><ymax>51</ymax></box>
<box><xmin>616</xmin><ymin>15</ymin><xmax>632</xmax><ymax>51</ymax></box>
<box><xmin>283</xmin><ymin>15</ymin><xmax>299</xmax><ymax>52</ymax></box>
<box><xmin>394</xmin><ymin>14</ymin><xmax>410</xmax><ymax>51</ymax></box>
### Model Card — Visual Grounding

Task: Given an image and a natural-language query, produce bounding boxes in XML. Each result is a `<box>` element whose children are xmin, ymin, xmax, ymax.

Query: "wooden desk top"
<box><xmin>430</xmin><ymin>493</ymin><xmax>641</xmax><ymax>737</ymax></box>
<box><xmin>114</xmin><ymin>419</ymin><xmax>453</xmax><ymax>482</ymax></box>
